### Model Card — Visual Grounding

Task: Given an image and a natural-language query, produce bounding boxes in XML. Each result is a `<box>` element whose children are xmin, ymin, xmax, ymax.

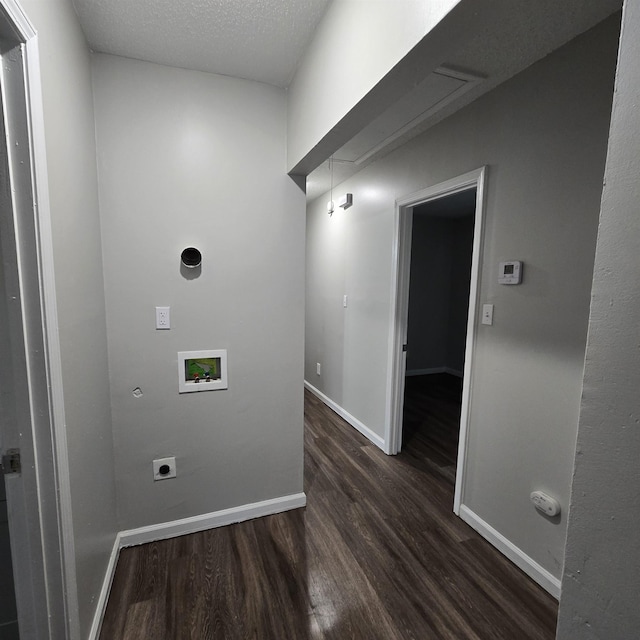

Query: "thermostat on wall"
<box><xmin>498</xmin><ymin>260</ymin><xmax>522</xmax><ymax>284</ymax></box>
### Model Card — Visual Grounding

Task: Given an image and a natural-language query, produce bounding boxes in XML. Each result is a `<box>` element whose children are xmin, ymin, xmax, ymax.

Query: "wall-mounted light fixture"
<box><xmin>338</xmin><ymin>193</ymin><xmax>353</xmax><ymax>210</ymax></box>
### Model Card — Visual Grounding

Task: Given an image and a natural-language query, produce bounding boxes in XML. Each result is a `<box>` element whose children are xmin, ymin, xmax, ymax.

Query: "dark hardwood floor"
<box><xmin>99</xmin><ymin>383</ymin><xmax>558</xmax><ymax>639</ymax></box>
<box><xmin>402</xmin><ymin>373</ymin><xmax>463</xmax><ymax>485</ymax></box>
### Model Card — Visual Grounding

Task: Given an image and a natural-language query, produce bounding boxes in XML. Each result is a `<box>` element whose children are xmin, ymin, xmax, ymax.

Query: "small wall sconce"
<box><xmin>338</xmin><ymin>193</ymin><xmax>353</xmax><ymax>210</ymax></box>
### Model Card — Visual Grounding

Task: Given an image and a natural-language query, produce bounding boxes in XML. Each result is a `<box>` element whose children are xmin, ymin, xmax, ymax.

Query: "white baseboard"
<box><xmin>119</xmin><ymin>492</ymin><xmax>307</xmax><ymax>548</ymax></box>
<box><xmin>458</xmin><ymin>504</ymin><xmax>561</xmax><ymax>599</ymax></box>
<box><xmin>88</xmin><ymin>492</ymin><xmax>306</xmax><ymax>638</ymax></box>
<box><xmin>88</xmin><ymin>534</ymin><xmax>121</xmax><ymax>640</ymax></box>
<box><xmin>406</xmin><ymin>366</ymin><xmax>463</xmax><ymax>378</ymax></box>
<box><xmin>304</xmin><ymin>381</ymin><xmax>386</xmax><ymax>450</ymax></box>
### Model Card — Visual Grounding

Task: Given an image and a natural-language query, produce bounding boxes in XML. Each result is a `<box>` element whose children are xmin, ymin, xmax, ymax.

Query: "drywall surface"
<box><xmin>18</xmin><ymin>0</ymin><xmax>117</xmax><ymax>636</ymax></box>
<box><xmin>305</xmin><ymin>17</ymin><xmax>618</xmax><ymax>581</ymax></box>
<box><xmin>92</xmin><ymin>55</ymin><xmax>305</xmax><ymax>530</ymax></box>
<box><xmin>556</xmin><ymin>1</ymin><xmax>640</xmax><ymax>637</ymax></box>
<box><xmin>406</xmin><ymin>213</ymin><xmax>473</xmax><ymax>375</ymax></box>
<box><xmin>287</xmin><ymin>0</ymin><xmax>460</xmax><ymax>172</ymax></box>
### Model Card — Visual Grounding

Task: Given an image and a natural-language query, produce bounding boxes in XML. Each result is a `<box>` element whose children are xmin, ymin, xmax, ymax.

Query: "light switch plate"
<box><xmin>482</xmin><ymin>304</ymin><xmax>494</xmax><ymax>325</ymax></box>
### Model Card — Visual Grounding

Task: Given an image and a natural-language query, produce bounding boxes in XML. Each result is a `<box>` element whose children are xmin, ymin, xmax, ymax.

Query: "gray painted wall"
<box><xmin>92</xmin><ymin>54</ymin><xmax>306</xmax><ymax>530</ymax></box>
<box><xmin>18</xmin><ymin>0</ymin><xmax>117</xmax><ymax>635</ymax></box>
<box><xmin>406</xmin><ymin>213</ymin><xmax>474</xmax><ymax>374</ymax></box>
<box><xmin>305</xmin><ymin>17</ymin><xmax>618</xmax><ymax>581</ymax></box>
<box><xmin>557</xmin><ymin>0</ymin><xmax>640</xmax><ymax>636</ymax></box>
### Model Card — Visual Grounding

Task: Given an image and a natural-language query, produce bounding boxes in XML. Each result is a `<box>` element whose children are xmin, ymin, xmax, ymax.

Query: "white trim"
<box><xmin>385</xmin><ymin>167</ymin><xmax>487</xmax><ymax>517</ymax></box>
<box><xmin>405</xmin><ymin>367</ymin><xmax>463</xmax><ymax>378</ymax></box>
<box><xmin>0</xmin><ymin>1</ymin><xmax>79</xmax><ymax>637</ymax></box>
<box><xmin>119</xmin><ymin>493</ymin><xmax>306</xmax><ymax>548</ymax></box>
<box><xmin>304</xmin><ymin>381</ymin><xmax>386</xmax><ymax>450</ymax></box>
<box><xmin>0</xmin><ymin>0</ymin><xmax>36</xmax><ymax>38</ymax></box>
<box><xmin>459</xmin><ymin>505</ymin><xmax>561</xmax><ymax>599</ymax></box>
<box><xmin>453</xmin><ymin>169</ymin><xmax>487</xmax><ymax>513</ymax></box>
<box><xmin>23</xmin><ymin>32</ymin><xmax>81</xmax><ymax>640</ymax></box>
<box><xmin>87</xmin><ymin>537</ymin><xmax>121</xmax><ymax>640</ymax></box>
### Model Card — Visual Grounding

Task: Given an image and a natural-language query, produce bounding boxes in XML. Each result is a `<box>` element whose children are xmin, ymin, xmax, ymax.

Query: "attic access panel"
<box><xmin>336</xmin><ymin>67</ymin><xmax>483</xmax><ymax>165</ymax></box>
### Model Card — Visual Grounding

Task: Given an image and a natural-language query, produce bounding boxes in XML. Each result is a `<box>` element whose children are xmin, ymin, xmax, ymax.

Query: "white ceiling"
<box><xmin>71</xmin><ymin>0</ymin><xmax>331</xmax><ymax>88</ymax></box>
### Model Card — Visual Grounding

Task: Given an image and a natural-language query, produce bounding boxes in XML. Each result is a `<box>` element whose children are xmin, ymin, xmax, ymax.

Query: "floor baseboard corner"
<box><xmin>304</xmin><ymin>381</ymin><xmax>386</xmax><ymax>451</ymax></box>
<box><xmin>118</xmin><ymin>492</ymin><xmax>307</xmax><ymax>549</ymax></box>
<box><xmin>87</xmin><ymin>533</ymin><xmax>121</xmax><ymax>640</ymax></box>
<box><xmin>458</xmin><ymin>504</ymin><xmax>561</xmax><ymax>599</ymax></box>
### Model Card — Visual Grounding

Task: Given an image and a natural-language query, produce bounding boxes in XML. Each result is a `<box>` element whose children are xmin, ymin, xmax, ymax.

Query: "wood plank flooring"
<box><xmin>99</xmin><ymin>384</ymin><xmax>558</xmax><ymax>639</ymax></box>
<box><xmin>402</xmin><ymin>373</ymin><xmax>463</xmax><ymax>485</ymax></box>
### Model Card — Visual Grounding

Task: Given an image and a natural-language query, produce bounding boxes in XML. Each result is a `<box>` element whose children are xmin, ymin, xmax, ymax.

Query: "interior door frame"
<box><xmin>385</xmin><ymin>166</ymin><xmax>487</xmax><ymax>514</ymax></box>
<box><xmin>0</xmin><ymin>0</ymin><xmax>78</xmax><ymax>637</ymax></box>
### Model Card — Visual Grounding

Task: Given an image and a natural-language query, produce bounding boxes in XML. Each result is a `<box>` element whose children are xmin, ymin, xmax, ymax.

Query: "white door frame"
<box><xmin>385</xmin><ymin>167</ymin><xmax>487</xmax><ymax>514</ymax></box>
<box><xmin>0</xmin><ymin>0</ymin><xmax>78</xmax><ymax>637</ymax></box>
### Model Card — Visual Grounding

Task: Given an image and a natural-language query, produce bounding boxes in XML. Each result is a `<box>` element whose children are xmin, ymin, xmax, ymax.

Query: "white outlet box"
<box><xmin>153</xmin><ymin>456</ymin><xmax>176</xmax><ymax>480</ymax></box>
<box><xmin>155</xmin><ymin>306</ymin><xmax>170</xmax><ymax>329</ymax></box>
<box><xmin>316</xmin><ymin>363</ymin><xmax>321</xmax><ymax>375</ymax></box>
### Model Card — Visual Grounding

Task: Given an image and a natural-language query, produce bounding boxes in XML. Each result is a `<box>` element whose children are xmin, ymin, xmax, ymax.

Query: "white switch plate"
<box><xmin>316</xmin><ymin>363</ymin><xmax>321</xmax><ymax>375</ymax></box>
<box><xmin>343</xmin><ymin>295</ymin><xmax>348</xmax><ymax>308</ymax></box>
<box><xmin>482</xmin><ymin>304</ymin><xmax>494</xmax><ymax>325</ymax></box>
<box><xmin>156</xmin><ymin>306</ymin><xmax>170</xmax><ymax>329</ymax></box>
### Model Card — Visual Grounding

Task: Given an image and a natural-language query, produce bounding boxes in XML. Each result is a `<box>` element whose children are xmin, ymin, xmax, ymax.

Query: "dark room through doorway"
<box><xmin>402</xmin><ymin>188</ymin><xmax>476</xmax><ymax>488</ymax></box>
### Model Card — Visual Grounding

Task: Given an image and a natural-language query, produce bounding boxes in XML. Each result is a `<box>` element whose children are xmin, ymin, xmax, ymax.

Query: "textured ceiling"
<box><xmin>72</xmin><ymin>0</ymin><xmax>331</xmax><ymax>87</ymax></box>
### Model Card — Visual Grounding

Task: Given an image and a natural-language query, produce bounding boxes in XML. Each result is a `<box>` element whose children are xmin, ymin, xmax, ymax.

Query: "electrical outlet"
<box><xmin>153</xmin><ymin>456</ymin><xmax>176</xmax><ymax>480</ymax></box>
<box><xmin>316</xmin><ymin>363</ymin><xmax>321</xmax><ymax>376</ymax></box>
<box><xmin>156</xmin><ymin>306</ymin><xmax>170</xmax><ymax>330</ymax></box>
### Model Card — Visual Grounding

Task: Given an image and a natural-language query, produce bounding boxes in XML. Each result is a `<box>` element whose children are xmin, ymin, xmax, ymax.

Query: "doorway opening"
<box><xmin>386</xmin><ymin>167</ymin><xmax>487</xmax><ymax>514</ymax></box>
<box><xmin>402</xmin><ymin>190</ymin><xmax>476</xmax><ymax>489</ymax></box>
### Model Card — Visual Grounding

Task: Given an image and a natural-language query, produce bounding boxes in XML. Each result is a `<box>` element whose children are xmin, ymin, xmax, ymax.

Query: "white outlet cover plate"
<box><xmin>153</xmin><ymin>456</ymin><xmax>176</xmax><ymax>480</ymax></box>
<box><xmin>156</xmin><ymin>306</ymin><xmax>170</xmax><ymax>329</ymax></box>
